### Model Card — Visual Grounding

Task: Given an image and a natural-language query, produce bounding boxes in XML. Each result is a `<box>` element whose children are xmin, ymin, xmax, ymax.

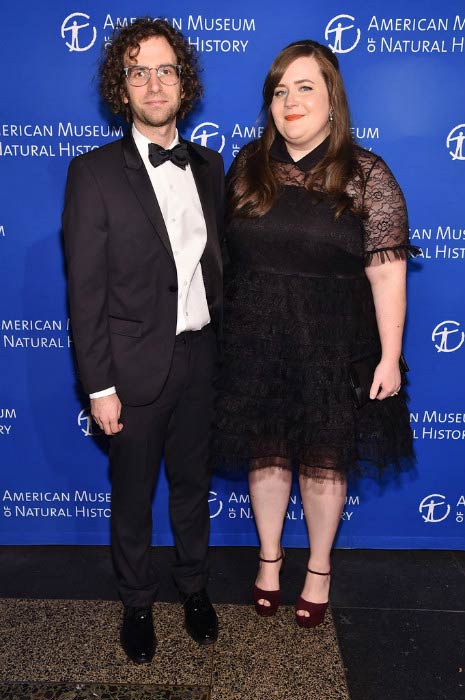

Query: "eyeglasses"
<box><xmin>123</xmin><ymin>64</ymin><xmax>182</xmax><ymax>87</ymax></box>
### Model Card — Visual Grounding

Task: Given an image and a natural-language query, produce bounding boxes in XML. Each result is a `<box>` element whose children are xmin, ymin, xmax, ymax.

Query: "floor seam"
<box><xmin>330</xmin><ymin>610</ymin><xmax>352</xmax><ymax>700</ymax></box>
<box><xmin>331</xmin><ymin>605</ymin><xmax>465</xmax><ymax>613</ymax></box>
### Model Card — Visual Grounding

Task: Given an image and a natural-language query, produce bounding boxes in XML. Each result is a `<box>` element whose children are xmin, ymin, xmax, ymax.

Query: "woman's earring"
<box><xmin>329</xmin><ymin>108</ymin><xmax>334</xmax><ymax>122</ymax></box>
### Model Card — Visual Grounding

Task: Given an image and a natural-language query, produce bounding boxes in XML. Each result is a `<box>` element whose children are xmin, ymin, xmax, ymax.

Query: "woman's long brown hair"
<box><xmin>228</xmin><ymin>40</ymin><xmax>360</xmax><ymax>219</ymax></box>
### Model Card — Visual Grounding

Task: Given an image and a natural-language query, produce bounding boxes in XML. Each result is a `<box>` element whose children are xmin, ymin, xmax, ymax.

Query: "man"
<box><xmin>63</xmin><ymin>18</ymin><xmax>223</xmax><ymax>664</ymax></box>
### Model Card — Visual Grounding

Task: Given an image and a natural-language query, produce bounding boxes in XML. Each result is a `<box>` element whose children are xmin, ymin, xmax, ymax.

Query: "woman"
<box><xmin>212</xmin><ymin>40</ymin><xmax>417</xmax><ymax>628</ymax></box>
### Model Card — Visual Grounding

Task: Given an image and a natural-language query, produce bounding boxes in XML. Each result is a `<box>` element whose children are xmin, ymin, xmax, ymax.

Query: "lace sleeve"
<box><xmin>362</xmin><ymin>156</ymin><xmax>420</xmax><ymax>266</ymax></box>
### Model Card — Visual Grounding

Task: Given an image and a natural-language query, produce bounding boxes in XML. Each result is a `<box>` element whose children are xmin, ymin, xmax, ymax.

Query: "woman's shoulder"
<box><xmin>227</xmin><ymin>139</ymin><xmax>260</xmax><ymax>179</ymax></box>
<box><xmin>235</xmin><ymin>139</ymin><xmax>260</xmax><ymax>162</ymax></box>
<box><xmin>239</xmin><ymin>138</ymin><xmax>260</xmax><ymax>153</ymax></box>
<box><xmin>351</xmin><ymin>145</ymin><xmax>403</xmax><ymax>191</ymax></box>
<box><xmin>352</xmin><ymin>144</ymin><xmax>382</xmax><ymax>175</ymax></box>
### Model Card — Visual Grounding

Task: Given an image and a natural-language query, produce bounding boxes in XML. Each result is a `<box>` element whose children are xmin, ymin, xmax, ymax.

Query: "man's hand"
<box><xmin>91</xmin><ymin>394</ymin><xmax>123</xmax><ymax>435</ymax></box>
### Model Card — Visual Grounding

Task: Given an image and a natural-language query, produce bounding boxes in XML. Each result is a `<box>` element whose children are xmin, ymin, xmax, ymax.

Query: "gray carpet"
<box><xmin>0</xmin><ymin>599</ymin><xmax>349</xmax><ymax>700</ymax></box>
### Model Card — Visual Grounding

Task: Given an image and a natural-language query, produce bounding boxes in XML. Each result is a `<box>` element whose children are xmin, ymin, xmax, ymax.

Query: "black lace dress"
<box><xmin>212</xmin><ymin>136</ymin><xmax>418</xmax><ymax>480</ymax></box>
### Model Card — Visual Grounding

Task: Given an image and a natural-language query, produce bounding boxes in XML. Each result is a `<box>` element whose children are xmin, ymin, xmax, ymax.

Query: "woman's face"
<box><xmin>270</xmin><ymin>55</ymin><xmax>331</xmax><ymax>159</ymax></box>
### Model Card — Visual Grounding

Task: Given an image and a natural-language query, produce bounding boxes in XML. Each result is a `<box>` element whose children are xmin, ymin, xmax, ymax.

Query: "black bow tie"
<box><xmin>148</xmin><ymin>142</ymin><xmax>189</xmax><ymax>170</ymax></box>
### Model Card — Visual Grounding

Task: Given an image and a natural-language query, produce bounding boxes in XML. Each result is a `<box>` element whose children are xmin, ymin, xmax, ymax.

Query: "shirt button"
<box><xmin>183</xmin><ymin>281</ymin><xmax>188</xmax><ymax>287</ymax></box>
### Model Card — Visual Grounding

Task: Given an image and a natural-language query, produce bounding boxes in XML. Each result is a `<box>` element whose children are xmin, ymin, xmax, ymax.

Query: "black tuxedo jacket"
<box><xmin>63</xmin><ymin>131</ymin><xmax>224</xmax><ymax>406</ymax></box>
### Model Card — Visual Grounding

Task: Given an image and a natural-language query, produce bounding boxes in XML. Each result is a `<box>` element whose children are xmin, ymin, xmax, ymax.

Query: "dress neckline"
<box><xmin>269</xmin><ymin>134</ymin><xmax>330</xmax><ymax>172</ymax></box>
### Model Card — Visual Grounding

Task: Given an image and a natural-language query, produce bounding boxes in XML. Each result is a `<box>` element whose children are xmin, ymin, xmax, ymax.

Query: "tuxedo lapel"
<box><xmin>121</xmin><ymin>132</ymin><xmax>174</xmax><ymax>261</ymax></box>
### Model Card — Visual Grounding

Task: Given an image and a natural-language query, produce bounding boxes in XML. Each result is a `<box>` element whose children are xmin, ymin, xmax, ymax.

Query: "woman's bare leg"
<box><xmin>249</xmin><ymin>465</ymin><xmax>292</xmax><ymax>606</ymax></box>
<box><xmin>297</xmin><ymin>472</ymin><xmax>347</xmax><ymax>616</ymax></box>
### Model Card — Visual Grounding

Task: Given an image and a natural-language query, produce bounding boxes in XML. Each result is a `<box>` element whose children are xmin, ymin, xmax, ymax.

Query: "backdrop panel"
<box><xmin>1</xmin><ymin>0</ymin><xmax>464</xmax><ymax>548</ymax></box>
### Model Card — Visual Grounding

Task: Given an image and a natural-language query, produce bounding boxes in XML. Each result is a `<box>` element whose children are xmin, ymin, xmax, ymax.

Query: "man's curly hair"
<box><xmin>100</xmin><ymin>17</ymin><xmax>203</xmax><ymax>122</ymax></box>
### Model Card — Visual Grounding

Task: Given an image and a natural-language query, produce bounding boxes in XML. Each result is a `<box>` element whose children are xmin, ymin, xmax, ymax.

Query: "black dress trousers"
<box><xmin>109</xmin><ymin>325</ymin><xmax>217</xmax><ymax>607</ymax></box>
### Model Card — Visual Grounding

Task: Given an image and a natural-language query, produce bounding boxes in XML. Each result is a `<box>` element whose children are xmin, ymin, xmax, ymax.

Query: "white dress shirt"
<box><xmin>90</xmin><ymin>126</ymin><xmax>210</xmax><ymax>399</ymax></box>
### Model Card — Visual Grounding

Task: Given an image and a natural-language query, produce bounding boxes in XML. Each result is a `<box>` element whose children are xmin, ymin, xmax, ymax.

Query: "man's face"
<box><xmin>123</xmin><ymin>36</ymin><xmax>183</xmax><ymax>133</ymax></box>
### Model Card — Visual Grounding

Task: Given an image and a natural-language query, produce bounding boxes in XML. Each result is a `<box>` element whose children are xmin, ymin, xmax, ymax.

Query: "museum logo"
<box><xmin>419</xmin><ymin>494</ymin><xmax>451</xmax><ymax>522</ymax></box>
<box><xmin>325</xmin><ymin>14</ymin><xmax>361</xmax><ymax>53</ymax></box>
<box><xmin>446</xmin><ymin>124</ymin><xmax>465</xmax><ymax>161</ymax></box>
<box><xmin>61</xmin><ymin>12</ymin><xmax>97</xmax><ymax>52</ymax></box>
<box><xmin>208</xmin><ymin>491</ymin><xmax>223</xmax><ymax>518</ymax></box>
<box><xmin>190</xmin><ymin>122</ymin><xmax>225</xmax><ymax>153</ymax></box>
<box><xmin>432</xmin><ymin>320</ymin><xmax>465</xmax><ymax>353</ymax></box>
<box><xmin>77</xmin><ymin>408</ymin><xmax>102</xmax><ymax>437</ymax></box>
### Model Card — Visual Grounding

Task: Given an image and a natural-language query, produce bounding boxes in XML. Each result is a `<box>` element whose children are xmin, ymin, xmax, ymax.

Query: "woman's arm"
<box><xmin>365</xmin><ymin>259</ymin><xmax>406</xmax><ymax>400</ymax></box>
<box><xmin>360</xmin><ymin>153</ymin><xmax>419</xmax><ymax>400</ymax></box>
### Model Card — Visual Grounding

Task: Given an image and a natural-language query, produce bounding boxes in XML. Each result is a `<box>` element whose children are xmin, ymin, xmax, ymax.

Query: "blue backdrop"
<box><xmin>1</xmin><ymin>1</ymin><xmax>464</xmax><ymax>549</ymax></box>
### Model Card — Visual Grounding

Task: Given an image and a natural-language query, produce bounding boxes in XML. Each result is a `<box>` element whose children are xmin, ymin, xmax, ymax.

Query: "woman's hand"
<box><xmin>369</xmin><ymin>358</ymin><xmax>402</xmax><ymax>401</ymax></box>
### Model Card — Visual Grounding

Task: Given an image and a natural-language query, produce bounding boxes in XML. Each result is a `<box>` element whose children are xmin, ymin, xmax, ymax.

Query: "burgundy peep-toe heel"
<box><xmin>295</xmin><ymin>567</ymin><xmax>331</xmax><ymax>629</ymax></box>
<box><xmin>253</xmin><ymin>550</ymin><xmax>284</xmax><ymax>617</ymax></box>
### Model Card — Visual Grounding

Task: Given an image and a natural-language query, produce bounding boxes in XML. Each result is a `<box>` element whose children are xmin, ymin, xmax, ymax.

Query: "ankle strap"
<box><xmin>307</xmin><ymin>567</ymin><xmax>330</xmax><ymax>576</ymax></box>
<box><xmin>259</xmin><ymin>551</ymin><xmax>283</xmax><ymax>563</ymax></box>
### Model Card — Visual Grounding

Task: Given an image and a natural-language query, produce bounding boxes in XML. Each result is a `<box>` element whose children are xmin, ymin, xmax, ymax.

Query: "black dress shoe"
<box><xmin>183</xmin><ymin>589</ymin><xmax>218</xmax><ymax>645</ymax></box>
<box><xmin>120</xmin><ymin>606</ymin><xmax>156</xmax><ymax>664</ymax></box>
